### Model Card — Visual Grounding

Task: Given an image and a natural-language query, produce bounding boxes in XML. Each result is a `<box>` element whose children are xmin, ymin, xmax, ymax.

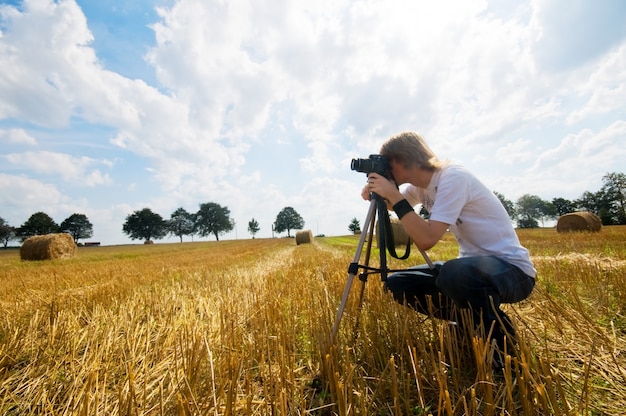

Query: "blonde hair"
<box><xmin>380</xmin><ymin>131</ymin><xmax>446</xmax><ymax>171</ymax></box>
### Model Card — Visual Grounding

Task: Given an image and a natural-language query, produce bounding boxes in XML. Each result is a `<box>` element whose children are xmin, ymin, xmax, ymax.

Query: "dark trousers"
<box><xmin>384</xmin><ymin>256</ymin><xmax>535</xmax><ymax>347</ymax></box>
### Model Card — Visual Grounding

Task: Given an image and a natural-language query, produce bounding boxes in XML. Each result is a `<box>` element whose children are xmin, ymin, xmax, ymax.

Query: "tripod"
<box><xmin>330</xmin><ymin>194</ymin><xmax>434</xmax><ymax>343</ymax></box>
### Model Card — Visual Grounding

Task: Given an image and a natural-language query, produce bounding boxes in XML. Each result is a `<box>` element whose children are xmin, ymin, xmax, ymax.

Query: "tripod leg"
<box><xmin>330</xmin><ymin>199</ymin><xmax>377</xmax><ymax>343</ymax></box>
<box><xmin>351</xmin><ymin>207</ymin><xmax>377</xmax><ymax>341</ymax></box>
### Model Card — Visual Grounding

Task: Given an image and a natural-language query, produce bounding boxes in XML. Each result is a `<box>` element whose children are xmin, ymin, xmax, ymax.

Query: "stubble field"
<box><xmin>0</xmin><ymin>226</ymin><xmax>625</xmax><ymax>415</ymax></box>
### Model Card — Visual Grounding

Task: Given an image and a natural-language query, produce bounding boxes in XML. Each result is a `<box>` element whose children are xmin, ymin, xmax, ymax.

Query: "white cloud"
<box><xmin>0</xmin><ymin>0</ymin><xmax>93</xmax><ymax>126</ymax></box>
<box><xmin>0</xmin><ymin>128</ymin><xmax>37</xmax><ymax>145</ymax></box>
<box><xmin>530</xmin><ymin>0</ymin><xmax>626</xmax><ymax>71</ymax></box>
<box><xmin>0</xmin><ymin>173</ymin><xmax>64</xmax><ymax>218</ymax></box>
<box><xmin>3</xmin><ymin>151</ymin><xmax>112</xmax><ymax>186</ymax></box>
<box><xmin>1</xmin><ymin>0</ymin><xmax>625</xmax><ymax>243</ymax></box>
<box><xmin>567</xmin><ymin>43</ymin><xmax>626</xmax><ymax>124</ymax></box>
<box><xmin>495</xmin><ymin>138</ymin><xmax>534</xmax><ymax>165</ymax></box>
<box><xmin>495</xmin><ymin>121</ymin><xmax>626</xmax><ymax>200</ymax></box>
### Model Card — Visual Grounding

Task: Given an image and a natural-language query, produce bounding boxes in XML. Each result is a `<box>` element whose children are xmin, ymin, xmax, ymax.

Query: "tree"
<box><xmin>600</xmin><ymin>172</ymin><xmax>626</xmax><ymax>225</ymax></box>
<box><xmin>576</xmin><ymin>189</ymin><xmax>614</xmax><ymax>224</ymax></box>
<box><xmin>195</xmin><ymin>202</ymin><xmax>234</xmax><ymax>241</ymax></box>
<box><xmin>248</xmin><ymin>218</ymin><xmax>260</xmax><ymax>238</ymax></box>
<box><xmin>576</xmin><ymin>190</ymin><xmax>602</xmax><ymax>213</ymax></box>
<box><xmin>551</xmin><ymin>197</ymin><xmax>576</xmax><ymax>217</ymax></box>
<box><xmin>16</xmin><ymin>212</ymin><xmax>59</xmax><ymax>240</ymax></box>
<box><xmin>348</xmin><ymin>217</ymin><xmax>361</xmax><ymax>234</ymax></box>
<box><xmin>273</xmin><ymin>207</ymin><xmax>304</xmax><ymax>237</ymax></box>
<box><xmin>494</xmin><ymin>191</ymin><xmax>517</xmax><ymax>220</ymax></box>
<box><xmin>515</xmin><ymin>194</ymin><xmax>547</xmax><ymax>228</ymax></box>
<box><xmin>60</xmin><ymin>213</ymin><xmax>94</xmax><ymax>243</ymax></box>
<box><xmin>0</xmin><ymin>217</ymin><xmax>16</xmax><ymax>248</ymax></box>
<box><xmin>122</xmin><ymin>208</ymin><xmax>168</xmax><ymax>243</ymax></box>
<box><xmin>168</xmin><ymin>207</ymin><xmax>196</xmax><ymax>242</ymax></box>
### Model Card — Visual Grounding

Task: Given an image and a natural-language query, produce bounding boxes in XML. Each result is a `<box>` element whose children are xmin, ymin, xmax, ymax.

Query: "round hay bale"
<box><xmin>376</xmin><ymin>218</ymin><xmax>411</xmax><ymax>247</ymax></box>
<box><xmin>20</xmin><ymin>233</ymin><xmax>77</xmax><ymax>261</ymax></box>
<box><xmin>556</xmin><ymin>212</ymin><xmax>602</xmax><ymax>233</ymax></box>
<box><xmin>295</xmin><ymin>230</ymin><xmax>313</xmax><ymax>245</ymax></box>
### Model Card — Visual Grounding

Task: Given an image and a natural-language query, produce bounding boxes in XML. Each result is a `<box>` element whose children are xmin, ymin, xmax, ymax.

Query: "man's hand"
<box><xmin>365</xmin><ymin>173</ymin><xmax>403</xmax><ymax>205</ymax></box>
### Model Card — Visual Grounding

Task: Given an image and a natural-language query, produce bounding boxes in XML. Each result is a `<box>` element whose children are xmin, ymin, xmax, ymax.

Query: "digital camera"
<box><xmin>350</xmin><ymin>154</ymin><xmax>391</xmax><ymax>178</ymax></box>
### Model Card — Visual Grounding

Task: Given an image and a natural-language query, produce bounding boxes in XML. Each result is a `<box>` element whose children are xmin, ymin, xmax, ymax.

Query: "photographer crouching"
<box><xmin>362</xmin><ymin>131</ymin><xmax>536</xmax><ymax>369</ymax></box>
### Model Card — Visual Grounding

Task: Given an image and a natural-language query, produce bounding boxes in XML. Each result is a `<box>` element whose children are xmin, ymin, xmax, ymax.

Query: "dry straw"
<box><xmin>20</xmin><ymin>233</ymin><xmax>77</xmax><ymax>261</ymax></box>
<box><xmin>295</xmin><ymin>230</ymin><xmax>313</xmax><ymax>245</ymax></box>
<box><xmin>556</xmin><ymin>212</ymin><xmax>602</xmax><ymax>233</ymax></box>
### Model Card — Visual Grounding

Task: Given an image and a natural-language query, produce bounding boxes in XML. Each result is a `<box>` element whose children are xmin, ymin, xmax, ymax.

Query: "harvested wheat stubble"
<box><xmin>556</xmin><ymin>212</ymin><xmax>602</xmax><ymax>233</ymax></box>
<box><xmin>295</xmin><ymin>230</ymin><xmax>313</xmax><ymax>245</ymax></box>
<box><xmin>20</xmin><ymin>233</ymin><xmax>77</xmax><ymax>261</ymax></box>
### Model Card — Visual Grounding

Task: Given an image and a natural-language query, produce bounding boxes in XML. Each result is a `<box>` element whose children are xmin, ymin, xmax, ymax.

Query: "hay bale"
<box><xmin>376</xmin><ymin>218</ymin><xmax>411</xmax><ymax>247</ymax></box>
<box><xmin>556</xmin><ymin>212</ymin><xmax>602</xmax><ymax>233</ymax></box>
<box><xmin>295</xmin><ymin>230</ymin><xmax>313</xmax><ymax>245</ymax></box>
<box><xmin>20</xmin><ymin>233</ymin><xmax>77</xmax><ymax>261</ymax></box>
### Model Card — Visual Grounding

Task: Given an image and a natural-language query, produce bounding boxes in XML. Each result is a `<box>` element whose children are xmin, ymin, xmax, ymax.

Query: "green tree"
<box><xmin>195</xmin><ymin>202</ymin><xmax>234</xmax><ymax>241</ymax></box>
<box><xmin>122</xmin><ymin>208</ymin><xmax>168</xmax><ymax>243</ymax></box>
<box><xmin>60</xmin><ymin>213</ymin><xmax>94</xmax><ymax>243</ymax></box>
<box><xmin>576</xmin><ymin>190</ymin><xmax>602</xmax><ymax>214</ymax></box>
<box><xmin>600</xmin><ymin>172</ymin><xmax>626</xmax><ymax>224</ymax></box>
<box><xmin>551</xmin><ymin>197</ymin><xmax>576</xmax><ymax>217</ymax></box>
<box><xmin>494</xmin><ymin>191</ymin><xmax>517</xmax><ymax>220</ymax></box>
<box><xmin>273</xmin><ymin>207</ymin><xmax>304</xmax><ymax>237</ymax></box>
<box><xmin>168</xmin><ymin>207</ymin><xmax>196</xmax><ymax>243</ymax></box>
<box><xmin>538</xmin><ymin>199</ymin><xmax>557</xmax><ymax>226</ymax></box>
<box><xmin>348</xmin><ymin>217</ymin><xmax>361</xmax><ymax>234</ymax></box>
<box><xmin>515</xmin><ymin>194</ymin><xmax>548</xmax><ymax>229</ymax></box>
<box><xmin>576</xmin><ymin>189</ymin><xmax>615</xmax><ymax>225</ymax></box>
<box><xmin>248</xmin><ymin>218</ymin><xmax>260</xmax><ymax>238</ymax></box>
<box><xmin>16</xmin><ymin>212</ymin><xmax>59</xmax><ymax>240</ymax></box>
<box><xmin>0</xmin><ymin>217</ymin><xmax>16</xmax><ymax>248</ymax></box>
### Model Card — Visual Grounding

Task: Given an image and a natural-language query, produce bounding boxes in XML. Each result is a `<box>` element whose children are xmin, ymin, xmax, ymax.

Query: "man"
<box><xmin>363</xmin><ymin>131</ymin><xmax>535</xmax><ymax>360</ymax></box>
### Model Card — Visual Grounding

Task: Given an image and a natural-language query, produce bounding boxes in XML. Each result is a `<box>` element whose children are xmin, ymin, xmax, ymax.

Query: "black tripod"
<box><xmin>330</xmin><ymin>194</ymin><xmax>434</xmax><ymax>343</ymax></box>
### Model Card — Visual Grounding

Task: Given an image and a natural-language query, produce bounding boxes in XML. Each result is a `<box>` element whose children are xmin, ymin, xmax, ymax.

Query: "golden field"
<box><xmin>0</xmin><ymin>226</ymin><xmax>625</xmax><ymax>415</ymax></box>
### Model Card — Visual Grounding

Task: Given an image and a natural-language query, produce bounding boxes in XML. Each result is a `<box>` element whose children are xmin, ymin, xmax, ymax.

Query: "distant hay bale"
<box><xmin>376</xmin><ymin>218</ymin><xmax>411</xmax><ymax>247</ymax></box>
<box><xmin>20</xmin><ymin>233</ymin><xmax>77</xmax><ymax>261</ymax></box>
<box><xmin>556</xmin><ymin>212</ymin><xmax>602</xmax><ymax>233</ymax></box>
<box><xmin>295</xmin><ymin>230</ymin><xmax>313</xmax><ymax>245</ymax></box>
<box><xmin>390</xmin><ymin>218</ymin><xmax>411</xmax><ymax>246</ymax></box>
<box><xmin>144</xmin><ymin>240</ymin><xmax>154</xmax><ymax>244</ymax></box>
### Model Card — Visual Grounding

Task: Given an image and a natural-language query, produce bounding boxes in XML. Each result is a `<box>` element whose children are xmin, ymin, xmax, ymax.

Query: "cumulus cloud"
<box><xmin>0</xmin><ymin>172</ymin><xmax>64</xmax><ymax>211</ymax></box>
<box><xmin>3</xmin><ymin>151</ymin><xmax>112</xmax><ymax>186</ymax></box>
<box><xmin>531</xmin><ymin>0</ymin><xmax>626</xmax><ymax>71</ymax></box>
<box><xmin>1</xmin><ymin>0</ymin><xmax>625</xmax><ymax>242</ymax></box>
<box><xmin>0</xmin><ymin>128</ymin><xmax>37</xmax><ymax>145</ymax></box>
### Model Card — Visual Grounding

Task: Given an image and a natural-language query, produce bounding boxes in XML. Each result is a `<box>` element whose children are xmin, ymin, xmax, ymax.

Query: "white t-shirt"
<box><xmin>402</xmin><ymin>164</ymin><xmax>536</xmax><ymax>278</ymax></box>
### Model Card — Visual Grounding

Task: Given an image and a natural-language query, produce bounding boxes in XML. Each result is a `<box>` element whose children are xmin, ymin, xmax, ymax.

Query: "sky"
<box><xmin>1</xmin><ymin>0</ymin><xmax>625</xmax><ymax>245</ymax></box>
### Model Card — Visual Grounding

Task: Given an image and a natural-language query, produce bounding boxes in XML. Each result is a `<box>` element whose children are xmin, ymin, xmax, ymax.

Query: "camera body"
<box><xmin>351</xmin><ymin>154</ymin><xmax>391</xmax><ymax>178</ymax></box>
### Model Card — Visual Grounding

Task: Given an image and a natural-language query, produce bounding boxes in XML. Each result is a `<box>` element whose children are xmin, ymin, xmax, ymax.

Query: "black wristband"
<box><xmin>393</xmin><ymin>199</ymin><xmax>414</xmax><ymax>220</ymax></box>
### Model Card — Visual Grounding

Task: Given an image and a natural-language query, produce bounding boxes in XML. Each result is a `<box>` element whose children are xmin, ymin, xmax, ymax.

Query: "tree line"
<box><xmin>0</xmin><ymin>204</ymin><xmax>305</xmax><ymax>247</ymax></box>
<box><xmin>346</xmin><ymin>171</ymin><xmax>625</xmax><ymax>232</ymax></box>
<box><xmin>496</xmin><ymin>171</ymin><xmax>625</xmax><ymax>228</ymax></box>
<box><xmin>1</xmin><ymin>172</ymin><xmax>623</xmax><ymax>247</ymax></box>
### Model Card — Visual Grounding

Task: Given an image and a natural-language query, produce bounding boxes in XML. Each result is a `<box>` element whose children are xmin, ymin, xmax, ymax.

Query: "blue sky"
<box><xmin>1</xmin><ymin>0</ymin><xmax>625</xmax><ymax>244</ymax></box>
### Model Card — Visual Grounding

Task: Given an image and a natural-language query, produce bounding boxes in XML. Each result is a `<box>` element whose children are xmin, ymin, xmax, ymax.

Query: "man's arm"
<box><xmin>397</xmin><ymin>214</ymin><xmax>448</xmax><ymax>251</ymax></box>
<box><xmin>365</xmin><ymin>173</ymin><xmax>448</xmax><ymax>251</ymax></box>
